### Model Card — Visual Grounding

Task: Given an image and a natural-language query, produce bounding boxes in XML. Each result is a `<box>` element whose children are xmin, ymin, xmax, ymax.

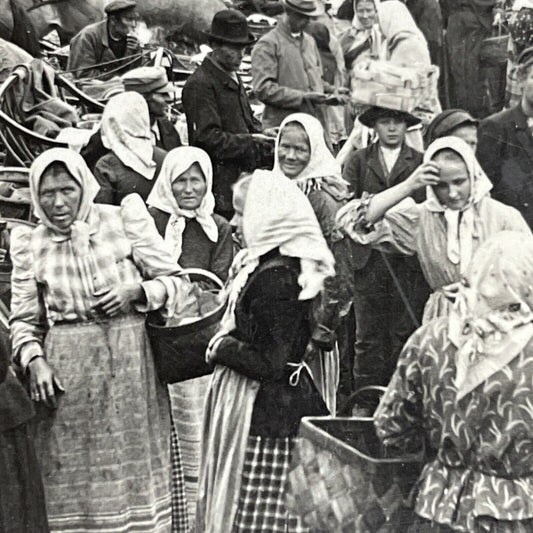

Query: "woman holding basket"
<box><xmin>196</xmin><ymin>171</ymin><xmax>335</xmax><ymax>533</ymax></box>
<box><xmin>147</xmin><ymin>146</ymin><xmax>234</xmax><ymax>527</ymax></box>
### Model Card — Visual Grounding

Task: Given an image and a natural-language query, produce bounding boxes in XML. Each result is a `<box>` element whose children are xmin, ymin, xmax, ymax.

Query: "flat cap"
<box><xmin>105</xmin><ymin>0</ymin><xmax>137</xmax><ymax>14</ymax></box>
<box><xmin>121</xmin><ymin>66</ymin><xmax>173</xmax><ymax>95</ymax></box>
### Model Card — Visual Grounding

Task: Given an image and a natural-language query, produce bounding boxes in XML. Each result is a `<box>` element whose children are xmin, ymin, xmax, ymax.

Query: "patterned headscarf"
<box><xmin>450</xmin><ymin>231</ymin><xmax>533</xmax><ymax>400</ymax></box>
<box><xmin>274</xmin><ymin>113</ymin><xmax>349</xmax><ymax>196</ymax></box>
<box><xmin>147</xmin><ymin>147</ymin><xmax>218</xmax><ymax>263</ymax></box>
<box><xmin>100</xmin><ymin>92</ymin><xmax>157</xmax><ymax>180</ymax></box>
<box><xmin>424</xmin><ymin>136</ymin><xmax>493</xmax><ymax>275</ymax></box>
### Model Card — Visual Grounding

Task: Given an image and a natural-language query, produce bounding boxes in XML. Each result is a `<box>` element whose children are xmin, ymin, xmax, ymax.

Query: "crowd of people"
<box><xmin>3</xmin><ymin>0</ymin><xmax>533</xmax><ymax>532</ymax></box>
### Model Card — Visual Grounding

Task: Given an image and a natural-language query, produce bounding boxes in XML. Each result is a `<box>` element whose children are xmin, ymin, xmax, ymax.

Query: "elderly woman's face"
<box><xmin>431</xmin><ymin>153</ymin><xmax>471</xmax><ymax>210</ymax></box>
<box><xmin>277</xmin><ymin>124</ymin><xmax>311</xmax><ymax>179</ymax></box>
<box><xmin>355</xmin><ymin>1</ymin><xmax>377</xmax><ymax>29</ymax></box>
<box><xmin>39</xmin><ymin>166</ymin><xmax>82</xmax><ymax>230</ymax></box>
<box><xmin>171</xmin><ymin>163</ymin><xmax>207</xmax><ymax>211</ymax></box>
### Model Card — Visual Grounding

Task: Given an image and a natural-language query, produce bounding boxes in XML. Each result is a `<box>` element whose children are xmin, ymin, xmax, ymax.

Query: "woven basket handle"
<box><xmin>177</xmin><ymin>267</ymin><xmax>223</xmax><ymax>290</ymax></box>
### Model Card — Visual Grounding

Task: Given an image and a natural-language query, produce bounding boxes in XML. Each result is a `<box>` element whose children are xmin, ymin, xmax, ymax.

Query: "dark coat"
<box><xmin>342</xmin><ymin>141</ymin><xmax>424</xmax><ymax>269</ymax></box>
<box><xmin>81</xmin><ymin>118</ymin><xmax>181</xmax><ymax>173</ymax></box>
<box><xmin>93</xmin><ymin>147</ymin><xmax>167</xmax><ymax>205</ymax></box>
<box><xmin>214</xmin><ymin>251</ymin><xmax>328</xmax><ymax>438</ymax></box>
<box><xmin>182</xmin><ymin>55</ymin><xmax>273</xmax><ymax>216</ymax></box>
<box><xmin>477</xmin><ymin>105</ymin><xmax>533</xmax><ymax>229</ymax></box>
<box><xmin>149</xmin><ymin>208</ymin><xmax>233</xmax><ymax>282</ymax></box>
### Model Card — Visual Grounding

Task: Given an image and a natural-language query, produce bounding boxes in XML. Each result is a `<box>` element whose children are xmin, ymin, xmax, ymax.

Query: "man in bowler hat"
<box><xmin>182</xmin><ymin>9</ymin><xmax>274</xmax><ymax>219</ymax></box>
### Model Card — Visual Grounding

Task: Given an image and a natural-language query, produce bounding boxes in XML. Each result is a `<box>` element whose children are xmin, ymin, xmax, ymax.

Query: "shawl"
<box><xmin>100</xmin><ymin>92</ymin><xmax>157</xmax><ymax>180</ymax></box>
<box><xmin>449</xmin><ymin>231</ymin><xmax>533</xmax><ymax>400</ymax></box>
<box><xmin>424</xmin><ymin>136</ymin><xmax>493</xmax><ymax>275</ymax></box>
<box><xmin>339</xmin><ymin>0</ymin><xmax>380</xmax><ymax>56</ymax></box>
<box><xmin>147</xmin><ymin>146</ymin><xmax>218</xmax><ymax>263</ymax></box>
<box><xmin>274</xmin><ymin>113</ymin><xmax>350</xmax><ymax>197</ymax></box>
<box><xmin>376</xmin><ymin>1</ymin><xmax>430</xmax><ymax>65</ymax></box>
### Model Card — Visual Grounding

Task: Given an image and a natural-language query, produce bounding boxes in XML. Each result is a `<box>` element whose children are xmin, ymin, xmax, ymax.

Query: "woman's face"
<box><xmin>431</xmin><ymin>153</ymin><xmax>471</xmax><ymax>210</ymax></box>
<box><xmin>355</xmin><ymin>1</ymin><xmax>377</xmax><ymax>29</ymax></box>
<box><xmin>230</xmin><ymin>185</ymin><xmax>247</xmax><ymax>246</ymax></box>
<box><xmin>450</xmin><ymin>125</ymin><xmax>478</xmax><ymax>152</ymax></box>
<box><xmin>38</xmin><ymin>167</ymin><xmax>82</xmax><ymax>230</ymax></box>
<box><xmin>171</xmin><ymin>163</ymin><xmax>207</xmax><ymax>211</ymax></box>
<box><xmin>277</xmin><ymin>124</ymin><xmax>311</xmax><ymax>179</ymax></box>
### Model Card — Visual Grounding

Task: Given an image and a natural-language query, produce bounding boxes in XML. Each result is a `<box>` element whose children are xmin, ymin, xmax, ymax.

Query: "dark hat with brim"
<box><xmin>204</xmin><ymin>9</ymin><xmax>256</xmax><ymax>45</ymax></box>
<box><xmin>105</xmin><ymin>0</ymin><xmax>136</xmax><ymax>15</ymax></box>
<box><xmin>425</xmin><ymin>108</ymin><xmax>478</xmax><ymax>146</ymax></box>
<box><xmin>281</xmin><ymin>0</ymin><xmax>325</xmax><ymax>16</ymax></box>
<box><xmin>359</xmin><ymin>106</ymin><xmax>421</xmax><ymax>128</ymax></box>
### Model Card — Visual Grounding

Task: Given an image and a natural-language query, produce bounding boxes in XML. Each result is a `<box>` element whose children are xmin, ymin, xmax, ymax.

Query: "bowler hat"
<box><xmin>122</xmin><ymin>67</ymin><xmax>174</xmax><ymax>95</ymax></box>
<box><xmin>204</xmin><ymin>9</ymin><xmax>256</xmax><ymax>45</ymax></box>
<box><xmin>105</xmin><ymin>0</ymin><xmax>136</xmax><ymax>15</ymax></box>
<box><xmin>359</xmin><ymin>106</ymin><xmax>421</xmax><ymax>128</ymax></box>
<box><xmin>281</xmin><ymin>0</ymin><xmax>325</xmax><ymax>17</ymax></box>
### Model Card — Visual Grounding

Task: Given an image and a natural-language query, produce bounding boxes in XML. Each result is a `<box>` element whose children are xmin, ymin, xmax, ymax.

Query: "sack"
<box><xmin>480</xmin><ymin>26</ymin><xmax>509</xmax><ymax>68</ymax></box>
<box><xmin>146</xmin><ymin>268</ymin><xmax>226</xmax><ymax>383</ymax></box>
<box><xmin>351</xmin><ymin>60</ymin><xmax>439</xmax><ymax>112</ymax></box>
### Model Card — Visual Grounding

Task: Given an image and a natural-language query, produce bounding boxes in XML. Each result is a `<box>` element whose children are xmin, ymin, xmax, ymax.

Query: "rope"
<box><xmin>63</xmin><ymin>50</ymin><xmax>151</xmax><ymax>79</ymax></box>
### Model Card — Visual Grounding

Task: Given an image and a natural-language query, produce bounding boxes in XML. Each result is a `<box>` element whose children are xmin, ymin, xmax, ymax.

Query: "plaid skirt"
<box><xmin>233</xmin><ymin>435</ymin><xmax>308</xmax><ymax>533</ymax></box>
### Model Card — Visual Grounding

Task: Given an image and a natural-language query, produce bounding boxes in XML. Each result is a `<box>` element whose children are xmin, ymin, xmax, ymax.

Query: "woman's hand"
<box><xmin>93</xmin><ymin>283</ymin><xmax>144</xmax><ymax>317</ymax></box>
<box><xmin>28</xmin><ymin>357</ymin><xmax>64</xmax><ymax>408</ymax></box>
<box><xmin>405</xmin><ymin>162</ymin><xmax>441</xmax><ymax>193</ymax></box>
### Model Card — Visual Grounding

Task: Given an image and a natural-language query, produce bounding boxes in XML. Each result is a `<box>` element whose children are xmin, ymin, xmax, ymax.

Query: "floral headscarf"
<box><xmin>147</xmin><ymin>146</ymin><xmax>218</xmax><ymax>263</ymax></box>
<box><xmin>449</xmin><ymin>231</ymin><xmax>533</xmax><ymax>400</ymax></box>
<box><xmin>424</xmin><ymin>136</ymin><xmax>493</xmax><ymax>275</ymax></box>
<box><xmin>100</xmin><ymin>92</ymin><xmax>157</xmax><ymax>180</ymax></box>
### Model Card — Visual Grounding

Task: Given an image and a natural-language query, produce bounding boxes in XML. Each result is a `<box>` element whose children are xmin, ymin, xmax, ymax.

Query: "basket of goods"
<box><xmin>351</xmin><ymin>60</ymin><xmax>439</xmax><ymax>112</ymax></box>
<box><xmin>146</xmin><ymin>268</ymin><xmax>227</xmax><ymax>384</ymax></box>
<box><xmin>286</xmin><ymin>415</ymin><xmax>424</xmax><ymax>532</ymax></box>
<box><xmin>480</xmin><ymin>24</ymin><xmax>509</xmax><ymax>68</ymax></box>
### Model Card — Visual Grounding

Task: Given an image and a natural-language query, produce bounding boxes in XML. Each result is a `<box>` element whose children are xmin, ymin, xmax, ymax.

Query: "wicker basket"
<box><xmin>146</xmin><ymin>268</ymin><xmax>226</xmax><ymax>384</ymax></box>
<box><xmin>351</xmin><ymin>60</ymin><xmax>439</xmax><ymax>112</ymax></box>
<box><xmin>286</xmin><ymin>417</ymin><xmax>424</xmax><ymax>532</ymax></box>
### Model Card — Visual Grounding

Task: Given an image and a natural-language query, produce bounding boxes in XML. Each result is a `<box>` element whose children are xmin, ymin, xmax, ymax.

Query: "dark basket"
<box><xmin>286</xmin><ymin>417</ymin><xmax>425</xmax><ymax>533</ymax></box>
<box><xmin>146</xmin><ymin>268</ymin><xmax>226</xmax><ymax>384</ymax></box>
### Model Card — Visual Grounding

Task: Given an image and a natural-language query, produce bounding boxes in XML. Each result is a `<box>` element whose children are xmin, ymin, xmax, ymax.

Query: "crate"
<box><xmin>286</xmin><ymin>417</ymin><xmax>424</xmax><ymax>532</ymax></box>
<box><xmin>351</xmin><ymin>60</ymin><xmax>439</xmax><ymax>112</ymax></box>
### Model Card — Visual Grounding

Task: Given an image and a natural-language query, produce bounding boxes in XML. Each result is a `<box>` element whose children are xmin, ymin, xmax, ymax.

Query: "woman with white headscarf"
<box><xmin>94</xmin><ymin>92</ymin><xmax>167</xmax><ymax>205</ymax></box>
<box><xmin>337</xmin><ymin>136</ymin><xmax>531</xmax><ymax>322</ymax></box>
<box><xmin>10</xmin><ymin>148</ymin><xmax>197</xmax><ymax>532</ymax></box>
<box><xmin>147</xmin><ymin>147</ymin><xmax>233</xmax><ymax>527</ymax></box>
<box><xmin>196</xmin><ymin>171</ymin><xmax>335</xmax><ymax>533</ymax></box>
<box><xmin>375</xmin><ymin>231</ymin><xmax>533</xmax><ymax>532</ymax></box>
<box><xmin>274</xmin><ymin>113</ymin><xmax>357</xmax><ymax>410</ymax></box>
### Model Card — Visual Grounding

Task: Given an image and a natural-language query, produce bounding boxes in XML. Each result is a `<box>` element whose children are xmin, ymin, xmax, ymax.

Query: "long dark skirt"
<box><xmin>0</xmin><ymin>423</ymin><xmax>49</xmax><ymax>532</ymax></box>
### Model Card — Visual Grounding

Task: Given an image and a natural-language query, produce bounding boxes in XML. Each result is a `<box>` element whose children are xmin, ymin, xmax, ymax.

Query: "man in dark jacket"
<box><xmin>182</xmin><ymin>9</ymin><xmax>274</xmax><ymax>219</ymax></box>
<box><xmin>81</xmin><ymin>66</ymin><xmax>180</xmax><ymax>171</ymax></box>
<box><xmin>477</xmin><ymin>46</ymin><xmax>533</xmax><ymax>229</ymax></box>
<box><xmin>67</xmin><ymin>0</ymin><xmax>142</xmax><ymax>80</ymax></box>
<box><xmin>342</xmin><ymin>106</ymin><xmax>429</xmax><ymax>393</ymax></box>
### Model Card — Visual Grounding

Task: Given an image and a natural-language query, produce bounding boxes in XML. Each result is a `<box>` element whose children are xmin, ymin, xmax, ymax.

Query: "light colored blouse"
<box><xmin>339</xmin><ymin>195</ymin><xmax>530</xmax><ymax>321</ymax></box>
<box><xmin>10</xmin><ymin>194</ymin><xmax>191</xmax><ymax>369</ymax></box>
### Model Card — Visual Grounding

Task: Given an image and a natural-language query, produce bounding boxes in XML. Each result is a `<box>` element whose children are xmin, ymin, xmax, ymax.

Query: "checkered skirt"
<box><xmin>233</xmin><ymin>435</ymin><xmax>309</xmax><ymax>533</ymax></box>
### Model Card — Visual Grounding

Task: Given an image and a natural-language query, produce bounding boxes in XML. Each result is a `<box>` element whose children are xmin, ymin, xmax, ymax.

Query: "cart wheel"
<box><xmin>337</xmin><ymin>385</ymin><xmax>387</xmax><ymax>417</ymax></box>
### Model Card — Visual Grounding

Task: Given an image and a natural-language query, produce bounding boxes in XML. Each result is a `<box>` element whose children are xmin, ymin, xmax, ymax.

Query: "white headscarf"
<box><xmin>211</xmin><ymin>170</ymin><xmax>335</xmax><ymax>347</ymax></box>
<box><xmin>147</xmin><ymin>146</ymin><xmax>218</xmax><ymax>263</ymax></box>
<box><xmin>424</xmin><ymin>136</ymin><xmax>493</xmax><ymax>274</ymax></box>
<box><xmin>100</xmin><ymin>92</ymin><xmax>157</xmax><ymax>180</ymax></box>
<box><xmin>274</xmin><ymin>113</ymin><xmax>349</xmax><ymax>195</ymax></box>
<box><xmin>376</xmin><ymin>1</ymin><xmax>430</xmax><ymax>65</ymax></box>
<box><xmin>30</xmin><ymin>148</ymin><xmax>101</xmax><ymax>250</ymax></box>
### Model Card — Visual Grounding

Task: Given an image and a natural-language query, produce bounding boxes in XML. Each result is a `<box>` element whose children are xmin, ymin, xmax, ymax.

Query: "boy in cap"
<box><xmin>182</xmin><ymin>9</ymin><xmax>274</xmax><ymax>219</ymax></box>
<box><xmin>68</xmin><ymin>0</ymin><xmax>142</xmax><ymax>80</ymax></box>
<box><xmin>477</xmin><ymin>46</ymin><xmax>533</xmax><ymax>230</ymax></box>
<box><xmin>342</xmin><ymin>105</ymin><xmax>429</xmax><ymax>395</ymax></box>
